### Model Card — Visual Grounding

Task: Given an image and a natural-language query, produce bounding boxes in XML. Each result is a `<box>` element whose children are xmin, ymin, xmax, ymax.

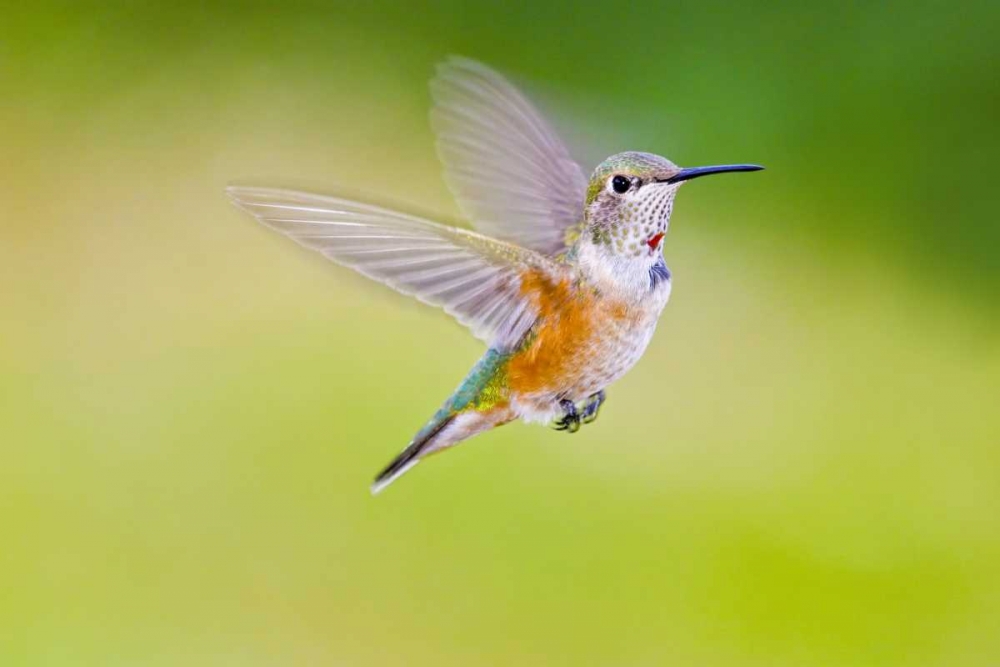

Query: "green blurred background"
<box><xmin>2</xmin><ymin>1</ymin><xmax>998</xmax><ymax>665</ymax></box>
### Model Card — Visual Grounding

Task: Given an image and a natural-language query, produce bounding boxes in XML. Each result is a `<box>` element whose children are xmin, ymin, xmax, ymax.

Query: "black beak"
<box><xmin>663</xmin><ymin>164</ymin><xmax>764</xmax><ymax>184</ymax></box>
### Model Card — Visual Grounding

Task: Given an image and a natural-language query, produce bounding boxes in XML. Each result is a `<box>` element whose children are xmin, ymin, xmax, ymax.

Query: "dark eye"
<box><xmin>611</xmin><ymin>175</ymin><xmax>631</xmax><ymax>194</ymax></box>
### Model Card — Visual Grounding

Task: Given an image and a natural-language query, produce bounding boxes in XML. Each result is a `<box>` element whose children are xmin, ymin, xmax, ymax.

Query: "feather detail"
<box><xmin>228</xmin><ymin>186</ymin><xmax>562</xmax><ymax>350</ymax></box>
<box><xmin>430</xmin><ymin>56</ymin><xmax>588</xmax><ymax>256</ymax></box>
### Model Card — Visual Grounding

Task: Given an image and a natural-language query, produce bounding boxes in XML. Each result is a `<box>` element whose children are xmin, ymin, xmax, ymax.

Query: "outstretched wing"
<box><xmin>430</xmin><ymin>56</ymin><xmax>589</xmax><ymax>256</ymax></box>
<box><xmin>228</xmin><ymin>187</ymin><xmax>554</xmax><ymax>349</ymax></box>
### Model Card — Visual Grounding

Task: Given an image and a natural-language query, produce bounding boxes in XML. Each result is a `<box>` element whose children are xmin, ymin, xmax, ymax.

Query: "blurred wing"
<box><xmin>430</xmin><ymin>56</ymin><xmax>588</xmax><ymax>256</ymax></box>
<box><xmin>228</xmin><ymin>187</ymin><xmax>552</xmax><ymax>349</ymax></box>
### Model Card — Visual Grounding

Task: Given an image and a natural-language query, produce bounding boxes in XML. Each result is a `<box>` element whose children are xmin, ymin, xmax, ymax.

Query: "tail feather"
<box><xmin>370</xmin><ymin>348</ymin><xmax>513</xmax><ymax>495</ymax></box>
<box><xmin>370</xmin><ymin>413</ymin><xmax>455</xmax><ymax>495</ymax></box>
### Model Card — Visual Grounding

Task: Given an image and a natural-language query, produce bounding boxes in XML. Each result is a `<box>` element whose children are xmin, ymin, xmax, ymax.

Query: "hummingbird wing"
<box><xmin>430</xmin><ymin>56</ymin><xmax>588</xmax><ymax>256</ymax></box>
<box><xmin>228</xmin><ymin>187</ymin><xmax>554</xmax><ymax>349</ymax></box>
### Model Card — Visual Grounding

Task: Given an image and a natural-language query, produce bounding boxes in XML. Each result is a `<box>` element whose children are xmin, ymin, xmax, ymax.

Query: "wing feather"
<box><xmin>228</xmin><ymin>186</ymin><xmax>557</xmax><ymax>349</ymax></box>
<box><xmin>430</xmin><ymin>56</ymin><xmax>589</xmax><ymax>255</ymax></box>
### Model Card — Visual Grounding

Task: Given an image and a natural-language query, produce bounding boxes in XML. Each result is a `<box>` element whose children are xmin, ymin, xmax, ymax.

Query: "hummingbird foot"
<box><xmin>552</xmin><ymin>399</ymin><xmax>581</xmax><ymax>433</ymax></box>
<box><xmin>580</xmin><ymin>390</ymin><xmax>606</xmax><ymax>424</ymax></box>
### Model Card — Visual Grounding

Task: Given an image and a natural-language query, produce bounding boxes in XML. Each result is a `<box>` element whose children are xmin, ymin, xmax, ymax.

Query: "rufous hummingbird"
<box><xmin>229</xmin><ymin>56</ymin><xmax>763</xmax><ymax>494</ymax></box>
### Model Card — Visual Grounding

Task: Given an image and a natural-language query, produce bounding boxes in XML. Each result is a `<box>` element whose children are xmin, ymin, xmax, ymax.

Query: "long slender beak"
<box><xmin>663</xmin><ymin>164</ymin><xmax>764</xmax><ymax>184</ymax></box>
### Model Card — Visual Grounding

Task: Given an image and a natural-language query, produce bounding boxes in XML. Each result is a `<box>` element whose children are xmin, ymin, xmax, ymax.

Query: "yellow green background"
<box><xmin>2</xmin><ymin>2</ymin><xmax>998</xmax><ymax>665</ymax></box>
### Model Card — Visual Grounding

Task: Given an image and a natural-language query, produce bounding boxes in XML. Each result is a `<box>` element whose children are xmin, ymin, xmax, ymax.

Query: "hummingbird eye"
<box><xmin>610</xmin><ymin>175</ymin><xmax>631</xmax><ymax>194</ymax></box>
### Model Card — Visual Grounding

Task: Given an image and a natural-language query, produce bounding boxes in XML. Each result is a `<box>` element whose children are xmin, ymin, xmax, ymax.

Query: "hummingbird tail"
<box><xmin>371</xmin><ymin>348</ymin><xmax>515</xmax><ymax>495</ymax></box>
<box><xmin>370</xmin><ymin>413</ymin><xmax>455</xmax><ymax>495</ymax></box>
<box><xmin>370</xmin><ymin>406</ymin><xmax>514</xmax><ymax>495</ymax></box>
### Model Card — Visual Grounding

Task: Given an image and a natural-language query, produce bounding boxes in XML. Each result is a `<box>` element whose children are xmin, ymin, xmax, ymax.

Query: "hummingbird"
<box><xmin>228</xmin><ymin>56</ymin><xmax>762</xmax><ymax>494</ymax></box>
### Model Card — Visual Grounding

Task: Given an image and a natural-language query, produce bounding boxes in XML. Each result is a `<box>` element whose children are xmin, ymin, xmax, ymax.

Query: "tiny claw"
<box><xmin>553</xmin><ymin>421</ymin><xmax>580</xmax><ymax>433</ymax></box>
<box><xmin>580</xmin><ymin>390</ymin><xmax>606</xmax><ymax>424</ymax></box>
<box><xmin>552</xmin><ymin>398</ymin><xmax>581</xmax><ymax>434</ymax></box>
<box><xmin>552</xmin><ymin>416</ymin><xmax>580</xmax><ymax>432</ymax></box>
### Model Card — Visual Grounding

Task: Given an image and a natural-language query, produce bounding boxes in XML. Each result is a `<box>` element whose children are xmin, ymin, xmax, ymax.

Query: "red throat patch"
<box><xmin>647</xmin><ymin>233</ymin><xmax>664</xmax><ymax>251</ymax></box>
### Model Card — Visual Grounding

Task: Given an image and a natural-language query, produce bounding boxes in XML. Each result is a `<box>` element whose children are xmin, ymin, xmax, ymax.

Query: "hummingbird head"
<box><xmin>582</xmin><ymin>151</ymin><xmax>763</xmax><ymax>260</ymax></box>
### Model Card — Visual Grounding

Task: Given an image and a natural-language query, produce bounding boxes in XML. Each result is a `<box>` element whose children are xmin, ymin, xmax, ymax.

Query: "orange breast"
<box><xmin>507</xmin><ymin>269</ymin><xmax>631</xmax><ymax>396</ymax></box>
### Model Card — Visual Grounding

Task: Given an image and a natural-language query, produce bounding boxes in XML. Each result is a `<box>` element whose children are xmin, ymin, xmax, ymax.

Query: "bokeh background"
<box><xmin>3</xmin><ymin>1</ymin><xmax>999</xmax><ymax>665</ymax></box>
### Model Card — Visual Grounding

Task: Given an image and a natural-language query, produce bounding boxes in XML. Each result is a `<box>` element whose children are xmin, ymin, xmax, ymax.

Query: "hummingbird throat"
<box><xmin>646</xmin><ymin>232</ymin><xmax>664</xmax><ymax>251</ymax></box>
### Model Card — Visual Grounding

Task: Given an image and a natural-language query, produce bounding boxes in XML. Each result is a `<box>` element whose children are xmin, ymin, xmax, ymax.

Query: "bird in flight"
<box><xmin>229</xmin><ymin>56</ymin><xmax>763</xmax><ymax>494</ymax></box>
